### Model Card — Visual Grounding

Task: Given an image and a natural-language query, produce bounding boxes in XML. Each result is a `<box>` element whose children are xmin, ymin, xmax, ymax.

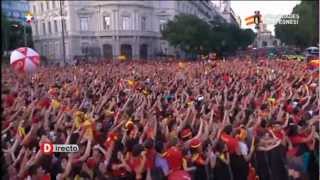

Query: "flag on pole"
<box><xmin>245</xmin><ymin>15</ymin><xmax>262</xmax><ymax>25</ymax></box>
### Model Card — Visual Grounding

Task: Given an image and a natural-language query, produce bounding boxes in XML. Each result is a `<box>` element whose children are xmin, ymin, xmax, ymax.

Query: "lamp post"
<box><xmin>59</xmin><ymin>0</ymin><xmax>66</xmax><ymax>66</ymax></box>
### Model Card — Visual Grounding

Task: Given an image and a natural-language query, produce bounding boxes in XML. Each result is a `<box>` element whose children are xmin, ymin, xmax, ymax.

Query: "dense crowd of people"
<box><xmin>1</xmin><ymin>57</ymin><xmax>319</xmax><ymax>180</ymax></box>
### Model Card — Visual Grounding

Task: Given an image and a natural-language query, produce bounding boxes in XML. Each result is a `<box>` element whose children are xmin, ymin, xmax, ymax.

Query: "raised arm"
<box><xmin>76</xmin><ymin>139</ymin><xmax>92</xmax><ymax>162</ymax></box>
<box><xmin>94</xmin><ymin>143</ymin><xmax>115</xmax><ymax>166</ymax></box>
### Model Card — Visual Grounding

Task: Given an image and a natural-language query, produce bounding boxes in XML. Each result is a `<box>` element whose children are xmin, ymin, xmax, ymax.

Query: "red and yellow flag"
<box><xmin>245</xmin><ymin>15</ymin><xmax>262</xmax><ymax>25</ymax></box>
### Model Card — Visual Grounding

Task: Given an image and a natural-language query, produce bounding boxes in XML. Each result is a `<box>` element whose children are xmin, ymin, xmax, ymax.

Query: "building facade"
<box><xmin>253</xmin><ymin>24</ymin><xmax>281</xmax><ymax>48</ymax></box>
<box><xmin>29</xmin><ymin>1</ymin><xmax>232</xmax><ymax>63</ymax></box>
<box><xmin>2</xmin><ymin>0</ymin><xmax>30</xmax><ymax>23</ymax></box>
<box><xmin>214</xmin><ymin>0</ymin><xmax>240</xmax><ymax>27</ymax></box>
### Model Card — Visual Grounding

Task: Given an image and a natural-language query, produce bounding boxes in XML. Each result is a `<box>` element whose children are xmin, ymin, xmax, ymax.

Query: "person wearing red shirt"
<box><xmin>144</xmin><ymin>139</ymin><xmax>157</xmax><ymax>170</ymax></box>
<box><xmin>220</xmin><ymin>125</ymin><xmax>239</xmax><ymax>154</ymax></box>
<box><xmin>163</xmin><ymin>138</ymin><xmax>183</xmax><ymax>172</ymax></box>
<box><xmin>126</xmin><ymin>144</ymin><xmax>146</xmax><ymax>180</ymax></box>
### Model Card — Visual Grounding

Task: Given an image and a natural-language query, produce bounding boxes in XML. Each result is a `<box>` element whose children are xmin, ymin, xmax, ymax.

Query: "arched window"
<box><xmin>262</xmin><ymin>41</ymin><xmax>268</xmax><ymax>47</ymax></box>
<box><xmin>103</xmin><ymin>44</ymin><xmax>113</xmax><ymax>59</ymax></box>
<box><xmin>273</xmin><ymin>40</ymin><xmax>278</xmax><ymax>47</ymax></box>
<box><xmin>121</xmin><ymin>44</ymin><xmax>132</xmax><ymax>59</ymax></box>
<box><xmin>140</xmin><ymin>44</ymin><xmax>148</xmax><ymax>59</ymax></box>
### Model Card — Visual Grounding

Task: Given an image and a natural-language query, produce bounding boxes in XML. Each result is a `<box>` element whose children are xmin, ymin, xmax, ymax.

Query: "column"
<box><xmin>116</xmin><ymin>9</ymin><xmax>120</xmax><ymax>32</ymax></box>
<box><xmin>115</xmin><ymin>38</ymin><xmax>120</xmax><ymax>58</ymax></box>
<box><xmin>98</xmin><ymin>6</ymin><xmax>101</xmax><ymax>32</ymax></box>
<box><xmin>115</xmin><ymin>9</ymin><xmax>120</xmax><ymax>58</ymax></box>
<box><xmin>111</xmin><ymin>9</ymin><xmax>116</xmax><ymax>59</ymax></box>
<box><xmin>112</xmin><ymin>9</ymin><xmax>116</xmax><ymax>31</ymax></box>
<box><xmin>134</xmin><ymin>10</ymin><xmax>138</xmax><ymax>31</ymax></box>
<box><xmin>136</xmin><ymin>37</ymin><xmax>140</xmax><ymax>59</ymax></box>
<box><xmin>133</xmin><ymin>37</ymin><xmax>139</xmax><ymax>59</ymax></box>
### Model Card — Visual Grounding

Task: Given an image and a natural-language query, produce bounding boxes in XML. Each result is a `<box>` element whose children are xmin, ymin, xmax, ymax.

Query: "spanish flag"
<box><xmin>245</xmin><ymin>15</ymin><xmax>262</xmax><ymax>25</ymax></box>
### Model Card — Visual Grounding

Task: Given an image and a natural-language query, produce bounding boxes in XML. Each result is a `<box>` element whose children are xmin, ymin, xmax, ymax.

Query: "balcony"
<box><xmin>98</xmin><ymin>1</ymin><xmax>153</xmax><ymax>8</ymax></box>
<box><xmin>95</xmin><ymin>30</ymin><xmax>160</xmax><ymax>37</ymax></box>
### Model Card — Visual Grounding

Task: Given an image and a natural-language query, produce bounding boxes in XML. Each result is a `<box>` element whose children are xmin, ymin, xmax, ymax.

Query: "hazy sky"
<box><xmin>225</xmin><ymin>1</ymin><xmax>301</xmax><ymax>35</ymax></box>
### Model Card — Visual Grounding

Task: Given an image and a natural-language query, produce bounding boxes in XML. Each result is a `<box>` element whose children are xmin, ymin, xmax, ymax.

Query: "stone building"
<box><xmin>253</xmin><ymin>23</ymin><xmax>281</xmax><ymax>48</ymax></box>
<box><xmin>29</xmin><ymin>1</ymin><xmax>238</xmax><ymax>63</ymax></box>
<box><xmin>2</xmin><ymin>0</ymin><xmax>30</xmax><ymax>23</ymax></box>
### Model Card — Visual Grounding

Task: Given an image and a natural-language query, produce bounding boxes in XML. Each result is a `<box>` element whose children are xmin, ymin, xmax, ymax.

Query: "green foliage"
<box><xmin>275</xmin><ymin>1</ymin><xmax>319</xmax><ymax>48</ymax></box>
<box><xmin>161</xmin><ymin>14</ymin><xmax>256</xmax><ymax>56</ymax></box>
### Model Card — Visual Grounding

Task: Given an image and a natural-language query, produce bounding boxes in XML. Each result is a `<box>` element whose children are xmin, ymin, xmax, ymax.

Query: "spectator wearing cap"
<box><xmin>189</xmin><ymin>138</ymin><xmax>207</xmax><ymax>180</ymax></box>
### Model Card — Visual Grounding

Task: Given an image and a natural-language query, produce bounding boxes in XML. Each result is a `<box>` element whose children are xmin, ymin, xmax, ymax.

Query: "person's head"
<box><xmin>223</xmin><ymin>125</ymin><xmax>233</xmax><ymax>135</ymax></box>
<box><xmin>215</xmin><ymin>140</ymin><xmax>227</xmax><ymax>153</ymax></box>
<box><xmin>144</xmin><ymin>139</ymin><xmax>154</xmax><ymax>150</ymax></box>
<box><xmin>271</xmin><ymin>122</ymin><xmax>282</xmax><ymax>131</ymax></box>
<box><xmin>287</xmin><ymin>124</ymin><xmax>299</xmax><ymax>136</ymax></box>
<box><xmin>155</xmin><ymin>141</ymin><xmax>165</xmax><ymax>153</ymax></box>
<box><xmin>132</xmin><ymin>144</ymin><xmax>144</xmax><ymax>157</ymax></box>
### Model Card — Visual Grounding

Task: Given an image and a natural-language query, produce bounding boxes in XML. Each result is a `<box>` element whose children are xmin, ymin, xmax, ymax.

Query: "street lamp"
<box><xmin>59</xmin><ymin>0</ymin><xmax>66</xmax><ymax>66</ymax></box>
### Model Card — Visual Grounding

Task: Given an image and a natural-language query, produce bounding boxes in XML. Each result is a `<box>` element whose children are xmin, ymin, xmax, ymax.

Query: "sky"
<box><xmin>215</xmin><ymin>1</ymin><xmax>301</xmax><ymax>35</ymax></box>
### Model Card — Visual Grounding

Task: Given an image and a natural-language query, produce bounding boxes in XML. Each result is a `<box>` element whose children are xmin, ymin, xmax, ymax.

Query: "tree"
<box><xmin>275</xmin><ymin>1</ymin><xmax>319</xmax><ymax>48</ymax></box>
<box><xmin>161</xmin><ymin>14</ymin><xmax>212</xmax><ymax>55</ymax></box>
<box><xmin>208</xmin><ymin>19</ymin><xmax>255</xmax><ymax>56</ymax></box>
<box><xmin>162</xmin><ymin>14</ymin><xmax>256</xmax><ymax>58</ymax></box>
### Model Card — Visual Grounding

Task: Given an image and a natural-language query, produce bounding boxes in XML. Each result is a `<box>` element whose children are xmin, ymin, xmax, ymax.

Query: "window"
<box><xmin>122</xmin><ymin>16</ymin><xmax>130</xmax><ymax>30</ymax></box>
<box><xmin>103</xmin><ymin>16</ymin><xmax>111</xmax><ymax>30</ymax></box>
<box><xmin>52</xmin><ymin>1</ymin><xmax>55</xmax><ymax>8</ymax></box>
<box><xmin>81</xmin><ymin>43</ymin><xmax>89</xmax><ymax>54</ymax></box>
<box><xmin>160</xmin><ymin>19</ymin><xmax>166</xmax><ymax>31</ymax></box>
<box><xmin>46</xmin><ymin>1</ymin><xmax>49</xmax><ymax>10</ymax></box>
<box><xmin>55</xmin><ymin>42</ymin><xmax>59</xmax><ymax>58</ymax></box>
<box><xmin>33</xmin><ymin>5</ymin><xmax>36</xmax><ymax>14</ymax></box>
<box><xmin>42</xmin><ymin>44</ymin><xmax>48</xmax><ymax>56</ymax></box>
<box><xmin>42</xmin><ymin>23</ymin><xmax>46</xmax><ymax>35</ymax></box>
<box><xmin>40</xmin><ymin>3</ymin><xmax>44</xmax><ymax>12</ymax></box>
<box><xmin>54</xmin><ymin>20</ymin><xmax>58</xmax><ymax>32</ymax></box>
<box><xmin>34</xmin><ymin>22</ymin><xmax>38</xmax><ymax>35</ymax></box>
<box><xmin>80</xmin><ymin>17</ymin><xmax>88</xmax><ymax>31</ymax></box>
<box><xmin>48</xmin><ymin>21</ymin><xmax>51</xmax><ymax>34</ymax></box>
<box><xmin>141</xmin><ymin>16</ymin><xmax>146</xmax><ymax>31</ymax></box>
